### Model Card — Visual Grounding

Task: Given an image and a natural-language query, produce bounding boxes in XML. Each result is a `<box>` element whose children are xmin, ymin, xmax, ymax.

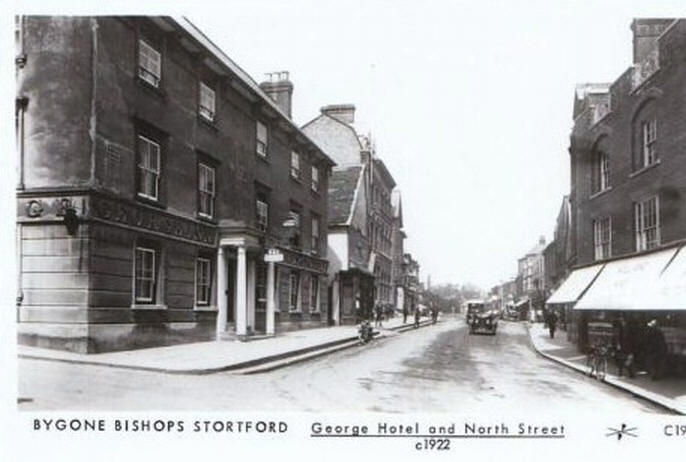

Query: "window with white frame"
<box><xmin>593</xmin><ymin>149</ymin><xmax>610</xmax><ymax>193</ymax></box>
<box><xmin>635</xmin><ymin>196</ymin><xmax>660</xmax><ymax>251</ymax></box>
<box><xmin>256</xmin><ymin>121</ymin><xmax>268</xmax><ymax>157</ymax></box>
<box><xmin>311</xmin><ymin>165</ymin><xmax>320</xmax><ymax>192</ymax></box>
<box><xmin>289</xmin><ymin>271</ymin><xmax>300</xmax><ymax>312</ymax></box>
<box><xmin>198</xmin><ymin>163</ymin><xmax>215</xmax><ymax>218</ymax></box>
<box><xmin>311</xmin><ymin>214</ymin><xmax>320</xmax><ymax>255</ymax></box>
<box><xmin>290</xmin><ymin>151</ymin><xmax>301</xmax><ymax>180</ymax></box>
<box><xmin>256</xmin><ymin>193</ymin><xmax>269</xmax><ymax>232</ymax></box>
<box><xmin>138</xmin><ymin>39</ymin><xmax>161</xmax><ymax>87</ymax></box>
<box><xmin>641</xmin><ymin>119</ymin><xmax>658</xmax><ymax>167</ymax></box>
<box><xmin>310</xmin><ymin>275</ymin><xmax>319</xmax><ymax>312</ymax></box>
<box><xmin>593</xmin><ymin>216</ymin><xmax>611</xmax><ymax>260</ymax></box>
<box><xmin>195</xmin><ymin>257</ymin><xmax>212</xmax><ymax>306</ymax></box>
<box><xmin>199</xmin><ymin>82</ymin><xmax>215</xmax><ymax>122</ymax></box>
<box><xmin>134</xmin><ymin>246</ymin><xmax>156</xmax><ymax>303</ymax></box>
<box><xmin>137</xmin><ymin>135</ymin><xmax>161</xmax><ymax>200</ymax></box>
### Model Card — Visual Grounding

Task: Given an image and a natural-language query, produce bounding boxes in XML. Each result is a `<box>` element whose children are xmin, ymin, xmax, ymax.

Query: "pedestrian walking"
<box><xmin>414</xmin><ymin>306</ymin><xmax>420</xmax><ymax>328</ymax></box>
<box><xmin>547</xmin><ymin>310</ymin><xmax>558</xmax><ymax>339</ymax></box>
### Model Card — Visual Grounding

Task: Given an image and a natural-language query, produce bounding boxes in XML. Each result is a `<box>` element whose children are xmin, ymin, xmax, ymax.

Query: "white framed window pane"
<box><xmin>135</xmin><ymin>247</ymin><xmax>156</xmax><ymax>302</ymax></box>
<box><xmin>256</xmin><ymin>121</ymin><xmax>268</xmax><ymax>157</ymax></box>
<box><xmin>291</xmin><ymin>152</ymin><xmax>300</xmax><ymax>178</ymax></box>
<box><xmin>138</xmin><ymin>40</ymin><xmax>161</xmax><ymax>87</ymax></box>
<box><xmin>196</xmin><ymin>258</ymin><xmax>211</xmax><ymax>305</ymax></box>
<box><xmin>199</xmin><ymin>82</ymin><xmax>215</xmax><ymax>120</ymax></box>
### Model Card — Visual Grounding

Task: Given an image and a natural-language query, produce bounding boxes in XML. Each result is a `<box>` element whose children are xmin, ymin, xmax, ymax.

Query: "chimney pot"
<box><xmin>259</xmin><ymin>71</ymin><xmax>293</xmax><ymax>118</ymax></box>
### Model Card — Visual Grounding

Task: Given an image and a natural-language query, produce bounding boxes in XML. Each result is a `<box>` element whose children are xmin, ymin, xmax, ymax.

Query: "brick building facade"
<box><xmin>551</xmin><ymin>18</ymin><xmax>686</xmax><ymax>352</ymax></box>
<box><xmin>15</xmin><ymin>16</ymin><xmax>334</xmax><ymax>352</ymax></box>
<box><xmin>570</xmin><ymin>19</ymin><xmax>686</xmax><ymax>266</ymax></box>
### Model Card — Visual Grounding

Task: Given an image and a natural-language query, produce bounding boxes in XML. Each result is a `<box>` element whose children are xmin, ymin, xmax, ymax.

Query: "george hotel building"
<box><xmin>15</xmin><ymin>16</ymin><xmax>335</xmax><ymax>352</ymax></box>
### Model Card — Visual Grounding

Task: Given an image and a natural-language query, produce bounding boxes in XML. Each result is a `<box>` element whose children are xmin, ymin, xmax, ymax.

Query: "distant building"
<box><xmin>516</xmin><ymin>236</ymin><xmax>547</xmax><ymax>319</ymax></box>
<box><xmin>390</xmin><ymin>190</ymin><xmax>407</xmax><ymax>312</ymax></box>
<box><xmin>15</xmin><ymin>16</ymin><xmax>335</xmax><ymax>352</ymax></box>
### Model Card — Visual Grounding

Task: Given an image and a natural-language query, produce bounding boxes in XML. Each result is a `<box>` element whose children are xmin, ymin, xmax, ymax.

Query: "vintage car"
<box><xmin>465</xmin><ymin>300</ymin><xmax>498</xmax><ymax>335</ymax></box>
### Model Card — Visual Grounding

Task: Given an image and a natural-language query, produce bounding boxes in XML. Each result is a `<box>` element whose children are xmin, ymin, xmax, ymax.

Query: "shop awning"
<box><xmin>546</xmin><ymin>263</ymin><xmax>604</xmax><ymax>304</ymax></box>
<box><xmin>515</xmin><ymin>298</ymin><xmax>530</xmax><ymax>308</ymax></box>
<box><xmin>633</xmin><ymin>245</ymin><xmax>686</xmax><ymax>310</ymax></box>
<box><xmin>575</xmin><ymin>247</ymin><xmax>680</xmax><ymax>311</ymax></box>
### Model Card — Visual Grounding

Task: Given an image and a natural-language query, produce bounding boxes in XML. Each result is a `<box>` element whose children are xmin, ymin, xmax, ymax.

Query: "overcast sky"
<box><xmin>5</xmin><ymin>0</ymin><xmax>685</xmax><ymax>291</ymax></box>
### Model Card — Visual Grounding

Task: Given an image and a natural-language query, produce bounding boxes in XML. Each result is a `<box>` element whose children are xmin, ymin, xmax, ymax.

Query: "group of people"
<box><xmin>613</xmin><ymin>317</ymin><xmax>668</xmax><ymax>380</ymax></box>
<box><xmin>545</xmin><ymin>311</ymin><xmax>671</xmax><ymax>380</ymax></box>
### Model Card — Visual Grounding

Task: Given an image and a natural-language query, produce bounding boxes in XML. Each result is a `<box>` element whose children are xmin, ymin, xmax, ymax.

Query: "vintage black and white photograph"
<box><xmin>2</xmin><ymin>0</ymin><xmax>686</xmax><ymax>460</ymax></box>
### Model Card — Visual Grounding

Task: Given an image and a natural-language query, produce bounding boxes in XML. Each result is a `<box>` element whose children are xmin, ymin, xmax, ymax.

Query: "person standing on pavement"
<box><xmin>414</xmin><ymin>305</ymin><xmax>420</xmax><ymax>328</ymax></box>
<box><xmin>547</xmin><ymin>310</ymin><xmax>558</xmax><ymax>339</ymax></box>
<box><xmin>375</xmin><ymin>303</ymin><xmax>383</xmax><ymax>328</ymax></box>
<box><xmin>614</xmin><ymin>317</ymin><xmax>635</xmax><ymax>378</ymax></box>
<box><xmin>403</xmin><ymin>305</ymin><xmax>408</xmax><ymax>324</ymax></box>
<box><xmin>645</xmin><ymin>319</ymin><xmax>668</xmax><ymax>380</ymax></box>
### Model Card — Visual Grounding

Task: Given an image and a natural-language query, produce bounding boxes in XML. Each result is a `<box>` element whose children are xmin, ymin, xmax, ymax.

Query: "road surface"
<box><xmin>18</xmin><ymin>319</ymin><xmax>664</xmax><ymax>412</ymax></box>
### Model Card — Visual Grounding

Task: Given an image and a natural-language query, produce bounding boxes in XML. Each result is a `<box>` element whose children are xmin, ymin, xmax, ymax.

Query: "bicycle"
<box><xmin>587</xmin><ymin>343</ymin><xmax>613</xmax><ymax>380</ymax></box>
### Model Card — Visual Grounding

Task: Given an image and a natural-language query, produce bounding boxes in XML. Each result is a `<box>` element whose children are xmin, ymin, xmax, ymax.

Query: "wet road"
<box><xmin>18</xmin><ymin>319</ymin><xmax>664</xmax><ymax>412</ymax></box>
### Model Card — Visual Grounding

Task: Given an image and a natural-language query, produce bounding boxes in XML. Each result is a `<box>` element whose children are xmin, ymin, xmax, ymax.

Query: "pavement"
<box><xmin>527</xmin><ymin>322</ymin><xmax>686</xmax><ymax>415</ymax></box>
<box><xmin>17</xmin><ymin>316</ymin><xmax>436</xmax><ymax>375</ymax></box>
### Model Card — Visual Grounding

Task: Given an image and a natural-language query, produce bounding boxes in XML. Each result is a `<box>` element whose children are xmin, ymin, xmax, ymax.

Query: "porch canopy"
<box><xmin>575</xmin><ymin>246</ymin><xmax>681</xmax><ymax>311</ymax></box>
<box><xmin>546</xmin><ymin>263</ymin><xmax>604</xmax><ymax>304</ymax></box>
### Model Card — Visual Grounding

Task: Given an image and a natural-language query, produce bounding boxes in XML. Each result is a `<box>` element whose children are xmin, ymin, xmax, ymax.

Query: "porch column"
<box><xmin>215</xmin><ymin>246</ymin><xmax>227</xmax><ymax>339</ymax></box>
<box><xmin>235</xmin><ymin>245</ymin><xmax>248</xmax><ymax>336</ymax></box>
<box><xmin>247</xmin><ymin>258</ymin><xmax>256</xmax><ymax>332</ymax></box>
<box><xmin>332</xmin><ymin>278</ymin><xmax>340</xmax><ymax>325</ymax></box>
<box><xmin>266</xmin><ymin>261</ymin><xmax>276</xmax><ymax>335</ymax></box>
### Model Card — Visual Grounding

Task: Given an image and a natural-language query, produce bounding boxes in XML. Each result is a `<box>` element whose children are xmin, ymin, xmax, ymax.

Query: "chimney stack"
<box><xmin>321</xmin><ymin>104</ymin><xmax>356</xmax><ymax>124</ymax></box>
<box><xmin>259</xmin><ymin>71</ymin><xmax>293</xmax><ymax>118</ymax></box>
<box><xmin>630</xmin><ymin>19</ymin><xmax>673</xmax><ymax>64</ymax></box>
<box><xmin>539</xmin><ymin>236</ymin><xmax>546</xmax><ymax>245</ymax></box>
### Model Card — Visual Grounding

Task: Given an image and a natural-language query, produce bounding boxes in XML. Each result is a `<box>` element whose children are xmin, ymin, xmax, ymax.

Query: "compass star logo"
<box><xmin>606</xmin><ymin>424</ymin><xmax>637</xmax><ymax>440</ymax></box>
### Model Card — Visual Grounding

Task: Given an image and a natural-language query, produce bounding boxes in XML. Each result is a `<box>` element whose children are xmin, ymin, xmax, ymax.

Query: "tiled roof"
<box><xmin>329</xmin><ymin>166</ymin><xmax>363</xmax><ymax>225</ymax></box>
